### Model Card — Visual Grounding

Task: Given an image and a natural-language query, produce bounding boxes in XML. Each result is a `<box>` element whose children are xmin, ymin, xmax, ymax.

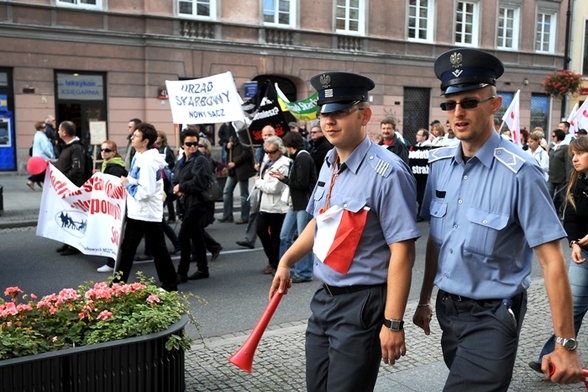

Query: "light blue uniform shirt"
<box><xmin>421</xmin><ymin>130</ymin><xmax>565</xmax><ymax>299</ymax></box>
<box><xmin>307</xmin><ymin>136</ymin><xmax>421</xmax><ymax>286</ymax></box>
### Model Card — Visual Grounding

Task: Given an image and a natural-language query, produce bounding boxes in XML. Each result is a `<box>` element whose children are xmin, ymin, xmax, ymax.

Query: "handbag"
<box><xmin>200</xmin><ymin>176</ymin><xmax>223</xmax><ymax>202</ymax></box>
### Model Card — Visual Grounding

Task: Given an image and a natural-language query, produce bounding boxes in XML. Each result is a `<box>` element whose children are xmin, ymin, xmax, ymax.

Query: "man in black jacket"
<box><xmin>54</xmin><ymin>120</ymin><xmax>86</xmax><ymax>256</ymax></box>
<box><xmin>308</xmin><ymin>123</ymin><xmax>333</xmax><ymax>174</ymax></box>
<box><xmin>218</xmin><ymin>132</ymin><xmax>256</xmax><ymax>224</ymax></box>
<box><xmin>378</xmin><ymin>117</ymin><xmax>409</xmax><ymax>164</ymax></box>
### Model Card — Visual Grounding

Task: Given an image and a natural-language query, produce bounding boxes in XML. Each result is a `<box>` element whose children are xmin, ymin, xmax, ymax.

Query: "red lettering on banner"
<box><xmin>111</xmin><ymin>226</ymin><xmax>120</xmax><ymax>245</ymax></box>
<box><xmin>91</xmin><ymin>199</ymin><xmax>121</xmax><ymax>220</ymax></box>
<box><xmin>70</xmin><ymin>199</ymin><xmax>91</xmax><ymax>212</ymax></box>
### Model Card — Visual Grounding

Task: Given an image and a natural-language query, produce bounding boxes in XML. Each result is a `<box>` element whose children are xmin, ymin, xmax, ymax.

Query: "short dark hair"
<box><xmin>553</xmin><ymin>129</ymin><xmax>566</xmax><ymax>142</ymax></box>
<box><xmin>418</xmin><ymin>129</ymin><xmax>429</xmax><ymax>139</ymax></box>
<box><xmin>136</xmin><ymin>122</ymin><xmax>158</xmax><ymax>148</ymax></box>
<box><xmin>59</xmin><ymin>121</ymin><xmax>76</xmax><ymax>137</ymax></box>
<box><xmin>180</xmin><ymin>128</ymin><xmax>200</xmax><ymax>144</ymax></box>
<box><xmin>129</xmin><ymin>118</ymin><xmax>142</xmax><ymax>127</ymax></box>
<box><xmin>283</xmin><ymin>131</ymin><xmax>304</xmax><ymax>150</ymax></box>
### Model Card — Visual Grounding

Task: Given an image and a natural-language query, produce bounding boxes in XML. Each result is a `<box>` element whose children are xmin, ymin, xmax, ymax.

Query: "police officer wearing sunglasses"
<box><xmin>413</xmin><ymin>48</ymin><xmax>583</xmax><ymax>389</ymax></box>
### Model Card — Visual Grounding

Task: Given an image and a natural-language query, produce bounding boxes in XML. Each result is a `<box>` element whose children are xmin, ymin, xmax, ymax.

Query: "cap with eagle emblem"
<box><xmin>434</xmin><ymin>48</ymin><xmax>504</xmax><ymax>96</ymax></box>
<box><xmin>310</xmin><ymin>72</ymin><xmax>375</xmax><ymax>114</ymax></box>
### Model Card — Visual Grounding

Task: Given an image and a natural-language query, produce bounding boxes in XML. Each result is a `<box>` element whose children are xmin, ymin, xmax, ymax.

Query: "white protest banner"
<box><xmin>165</xmin><ymin>71</ymin><xmax>245</xmax><ymax>124</ymax></box>
<box><xmin>36</xmin><ymin>165</ymin><xmax>126</xmax><ymax>258</ymax></box>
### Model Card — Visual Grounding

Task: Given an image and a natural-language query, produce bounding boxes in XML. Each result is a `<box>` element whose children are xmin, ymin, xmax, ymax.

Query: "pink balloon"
<box><xmin>27</xmin><ymin>156</ymin><xmax>48</xmax><ymax>175</ymax></box>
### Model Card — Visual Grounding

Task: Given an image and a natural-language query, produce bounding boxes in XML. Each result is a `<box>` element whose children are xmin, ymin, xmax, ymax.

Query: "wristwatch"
<box><xmin>383</xmin><ymin>319</ymin><xmax>404</xmax><ymax>332</ymax></box>
<box><xmin>555</xmin><ymin>336</ymin><xmax>578</xmax><ymax>351</ymax></box>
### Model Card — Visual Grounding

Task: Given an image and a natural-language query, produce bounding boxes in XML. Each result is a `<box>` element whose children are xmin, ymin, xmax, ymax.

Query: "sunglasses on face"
<box><xmin>184</xmin><ymin>142</ymin><xmax>199</xmax><ymax>147</ymax></box>
<box><xmin>318</xmin><ymin>107</ymin><xmax>364</xmax><ymax>120</ymax></box>
<box><xmin>197</xmin><ymin>144</ymin><xmax>205</xmax><ymax>148</ymax></box>
<box><xmin>440</xmin><ymin>96</ymin><xmax>495</xmax><ymax>111</ymax></box>
<box><xmin>265</xmin><ymin>149</ymin><xmax>279</xmax><ymax>155</ymax></box>
<box><xmin>101</xmin><ymin>148</ymin><xmax>113</xmax><ymax>153</ymax></box>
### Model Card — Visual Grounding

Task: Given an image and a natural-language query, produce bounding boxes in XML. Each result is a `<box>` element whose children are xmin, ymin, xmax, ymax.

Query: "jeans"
<box><xmin>279</xmin><ymin>209</ymin><xmax>313</xmax><ymax>279</ymax></box>
<box><xmin>222</xmin><ymin>175</ymin><xmax>250</xmax><ymax>221</ymax></box>
<box><xmin>537</xmin><ymin>249</ymin><xmax>588</xmax><ymax>362</ymax></box>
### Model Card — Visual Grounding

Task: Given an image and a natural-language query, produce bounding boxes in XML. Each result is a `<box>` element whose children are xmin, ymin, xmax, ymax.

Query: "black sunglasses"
<box><xmin>184</xmin><ymin>142</ymin><xmax>199</xmax><ymax>147</ymax></box>
<box><xmin>440</xmin><ymin>96</ymin><xmax>495</xmax><ymax>111</ymax></box>
<box><xmin>265</xmin><ymin>149</ymin><xmax>279</xmax><ymax>155</ymax></box>
<box><xmin>101</xmin><ymin>148</ymin><xmax>113</xmax><ymax>153</ymax></box>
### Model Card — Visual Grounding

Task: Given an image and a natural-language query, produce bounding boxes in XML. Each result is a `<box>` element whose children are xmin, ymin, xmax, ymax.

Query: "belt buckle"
<box><xmin>323</xmin><ymin>284</ymin><xmax>334</xmax><ymax>297</ymax></box>
<box><xmin>453</xmin><ymin>294</ymin><xmax>463</xmax><ymax>302</ymax></box>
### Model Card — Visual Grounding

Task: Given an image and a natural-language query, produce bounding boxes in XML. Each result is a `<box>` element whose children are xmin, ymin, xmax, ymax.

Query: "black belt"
<box><xmin>440</xmin><ymin>290</ymin><xmax>523</xmax><ymax>304</ymax></box>
<box><xmin>322</xmin><ymin>283</ymin><xmax>385</xmax><ymax>297</ymax></box>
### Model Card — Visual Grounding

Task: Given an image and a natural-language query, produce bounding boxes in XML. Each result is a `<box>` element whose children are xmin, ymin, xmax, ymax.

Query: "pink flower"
<box><xmin>146</xmin><ymin>294</ymin><xmax>160</xmax><ymax>304</ymax></box>
<box><xmin>97</xmin><ymin>310</ymin><xmax>112</xmax><ymax>321</ymax></box>
<box><xmin>4</xmin><ymin>287</ymin><xmax>23</xmax><ymax>298</ymax></box>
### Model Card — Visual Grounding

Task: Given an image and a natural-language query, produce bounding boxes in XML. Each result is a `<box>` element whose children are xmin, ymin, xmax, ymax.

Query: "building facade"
<box><xmin>0</xmin><ymin>0</ymin><xmax>577</xmax><ymax>172</ymax></box>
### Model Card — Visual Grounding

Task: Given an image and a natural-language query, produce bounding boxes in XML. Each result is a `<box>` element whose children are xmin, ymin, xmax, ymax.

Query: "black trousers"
<box><xmin>114</xmin><ymin>217</ymin><xmax>178</xmax><ymax>291</ymax></box>
<box><xmin>256</xmin><ymin>212</ymin><xmax>285</xmax><ymax>268</ymax></box>
<box><xmin>177</xmin><ymin>210</ymin><xmax>207</xmax><ymax>276</ymax></box>
<box><xmin>436</xmin><ymin>290</ymin><xmax>527</xmax><ymax>391</ymax></box>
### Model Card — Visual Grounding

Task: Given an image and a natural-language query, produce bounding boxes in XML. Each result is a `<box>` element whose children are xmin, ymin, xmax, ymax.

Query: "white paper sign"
<box><xmin>165</xmin><ymin>72</ymin><xmax>245</xmax><ymax>125</ymax></box>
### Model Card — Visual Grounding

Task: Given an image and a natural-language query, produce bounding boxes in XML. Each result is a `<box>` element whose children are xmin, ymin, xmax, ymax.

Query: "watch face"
<box><xmin>564</xmin><ymin>339</ymin><xmax>578</xmax><ymax>350</ymax></box>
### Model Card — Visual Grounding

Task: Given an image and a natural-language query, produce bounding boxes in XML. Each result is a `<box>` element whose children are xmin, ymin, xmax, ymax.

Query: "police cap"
<box><xmin>310</xmin><ymin>72</ymin><xmax>375</xmax><ymax>114</ymax></box>
<box><xmin>434</xmin><ymin>48</ymin><xmax>504</xmax><ymax>96</ymax></box>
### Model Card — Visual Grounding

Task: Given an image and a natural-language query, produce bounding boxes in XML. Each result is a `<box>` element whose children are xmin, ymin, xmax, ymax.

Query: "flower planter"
<box><xmin>0</xmin><ymin>314</ymin><xmax>189</xmax><ymax>392</ymax></box>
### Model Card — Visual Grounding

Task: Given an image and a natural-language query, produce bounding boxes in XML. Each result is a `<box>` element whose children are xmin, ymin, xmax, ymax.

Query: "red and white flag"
<box><xmin>567</xmin><ymin>102</ymin><xmax>579</xmax><ymax>136</ymax></box>
<box><xmin>571</xmin><ymin>99</ymin><xmax>588</xmax><ymax>133</ymax></box>
<box><xmin>313</xmin><ymin>205</ymin><xmax>370</xmax><ymax>275</ymax></box>
<box><xmin>502</xmin><ymin>90</ymin><xmax>520</xmax><ymax>145</ymax></box>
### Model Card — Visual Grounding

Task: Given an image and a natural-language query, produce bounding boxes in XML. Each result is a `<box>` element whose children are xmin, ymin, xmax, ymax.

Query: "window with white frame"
<box><xmin>178</xmin><ymin>0</ymin><xmax>216</xmax><ymax>19</ymax></box>
<box><xmin>263</xmin><ymin>0</ymin><xmax>296</xmax><ymax>27</ymax></box>
<box><xmin>497</xmin><ymin>6</ymin><xmax>520</xmax><ymax>50</ymax></box>
<box><xmin>57</xmin><ymin>0</ymin><xmax>102</xmax><ymax>10</ymax></box>
<box><xmin>408</xmin><ymin>0</ymin><xmax>435</xmax><ymax>42</ymax></box>
<box><xmin>536</xmin><ymin>11</ymin><xmax>557</xmax><ymax>53</ymax></box>
<box><xmin>455</xmin><ymin>1</ymin><xmax>479</xmax><ymax>45</ymax></box>
<box><xmin>335</xmin><ymin>0</ymin><xmax>365</xmax><ymax>35</ymax></box>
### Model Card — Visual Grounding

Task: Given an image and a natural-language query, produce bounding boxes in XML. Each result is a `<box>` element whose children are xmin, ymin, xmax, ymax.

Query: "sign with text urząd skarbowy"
<box><xmin>165</xmin><ymin>72</ymin><xmax>245</xmax><ymax>125</ymax></box>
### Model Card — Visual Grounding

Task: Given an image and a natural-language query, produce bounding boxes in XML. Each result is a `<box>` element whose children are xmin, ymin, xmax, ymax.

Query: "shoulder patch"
<box><xmin>428</xmin><ymin>147</ymin><xmax>455</xmax><ymax>163</ymax></box>
<box><xmin>494</xmin><ymin>147</ymin><xmax>526</xmax><ymax>173</ymax></box>
<box><xmin>367</xmin><ymin>154</ymin><xmax>392</xmax><ymax>178</ymax></box>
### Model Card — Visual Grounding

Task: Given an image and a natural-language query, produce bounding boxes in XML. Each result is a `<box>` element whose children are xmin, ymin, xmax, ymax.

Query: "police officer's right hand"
<box><xmin>412</xmin><ymin>303</ymin><xmax>433</xmax><ymax>335</ymax></box>
<box><xmin>269</xmin><ymin>263</ymin><xmax>292</xmax><ymax>301</ymax></box>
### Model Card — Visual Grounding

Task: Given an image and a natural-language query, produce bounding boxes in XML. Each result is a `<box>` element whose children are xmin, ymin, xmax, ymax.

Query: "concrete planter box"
<box><xmin>0</xmin><ymin>314</ymin><xmax>189</xmax><ymax>392</ymax></box>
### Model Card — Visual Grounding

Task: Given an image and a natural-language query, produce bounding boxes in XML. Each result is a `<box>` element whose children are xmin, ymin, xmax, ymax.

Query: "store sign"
<box><xmin>57</xmin><ymin>74</ymin><xmax>104</xmax><ymax>100</ymax></box>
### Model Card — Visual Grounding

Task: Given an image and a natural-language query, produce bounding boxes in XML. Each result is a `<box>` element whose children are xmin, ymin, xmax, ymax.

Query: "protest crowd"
<box><xmin>27</xmin><ymin>49</ymin><xmax>588</xmax><ymax>390</ymax></box>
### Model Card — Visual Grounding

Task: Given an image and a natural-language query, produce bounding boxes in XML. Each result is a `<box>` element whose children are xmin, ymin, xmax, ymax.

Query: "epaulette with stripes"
<box><xmin>367</xmin><ymin>154</ymin><xmax>393</xmax><ymax>178</ymax></box>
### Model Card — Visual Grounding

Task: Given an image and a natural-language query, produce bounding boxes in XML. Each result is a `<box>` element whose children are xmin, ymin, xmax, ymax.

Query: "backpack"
<box><xmin>161</xmin><ymin>166</ymin><xmax>176</xmax><ymax>202</ymax></box>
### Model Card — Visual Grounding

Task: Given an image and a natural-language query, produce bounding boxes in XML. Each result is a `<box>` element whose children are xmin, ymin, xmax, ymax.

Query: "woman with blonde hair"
<box><xmin>527</xmin><ymin>130</ymin><xmax>549</xmax><ymax>181</ymax></box>
<box><xmin>430</xmin><ymin>123</ymin><xmax>445</xmax><ymax>147</ymax></box>
<box><xmin>96</xmin><ymin>140</ymin><xmax>127</xmax><ymax>272</ymax></box>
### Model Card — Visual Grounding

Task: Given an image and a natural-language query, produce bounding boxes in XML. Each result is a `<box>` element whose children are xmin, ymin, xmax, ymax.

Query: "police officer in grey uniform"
<box><xmin>413</xmin><ymin>48</ymin><xmax>582</xmax><ymax>389</ymax></box>
<box><xmin>270</xmin><ymin>72</ymin><xmax>421</xmax><ymax>392</ymax></box>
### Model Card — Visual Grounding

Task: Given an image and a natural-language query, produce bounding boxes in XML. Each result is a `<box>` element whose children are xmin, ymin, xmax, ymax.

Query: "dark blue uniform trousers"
<box><xmin>436</xmin><ymin>290</ymin><xmax>527</xmax><ymax>391</ymax></box>
<box><xmin>305</xmin><ymin>285</ymin><xmax>386</xmax><ymax>392</ymax></box>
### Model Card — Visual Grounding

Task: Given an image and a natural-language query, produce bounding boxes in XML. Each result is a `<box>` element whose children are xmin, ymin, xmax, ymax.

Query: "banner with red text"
<box><xmin>36</xmin><ymin>164</ymin><xmax>126</xmax><ymax>258</ymax></box>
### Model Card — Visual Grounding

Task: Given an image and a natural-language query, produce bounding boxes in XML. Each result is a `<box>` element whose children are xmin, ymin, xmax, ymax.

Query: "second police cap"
<box><xmin>434</xmin><ymin>48</ymin><xmax>504</xmax><ymax>96</ymax></box>
<box><xmin>310</xmin><ymin>72</ymin><xmax>375</xmax><ymax>114</ymax></box>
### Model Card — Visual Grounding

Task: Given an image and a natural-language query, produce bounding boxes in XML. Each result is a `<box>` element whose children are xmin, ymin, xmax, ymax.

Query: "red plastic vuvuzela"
<box><xmin>228</xmin><ymin>291</ymin><xmax>284</xmax><ymax>373</ymax></box>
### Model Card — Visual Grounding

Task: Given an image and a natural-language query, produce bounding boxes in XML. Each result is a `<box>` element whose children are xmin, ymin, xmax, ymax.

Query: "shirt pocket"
<box><xmin>464</xmin><ymin>209</ymin><xmax>508</xmax><ymax>256</ymax></box>
<box><xmin>313</xmin><ymin>185</ymin><xmax>326</xmax><ymax>202</ymax></box>
<box><xmin>429</xmin><ymin>199</ymin><xmax>447</xmax><ymax>246</ymax></box>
